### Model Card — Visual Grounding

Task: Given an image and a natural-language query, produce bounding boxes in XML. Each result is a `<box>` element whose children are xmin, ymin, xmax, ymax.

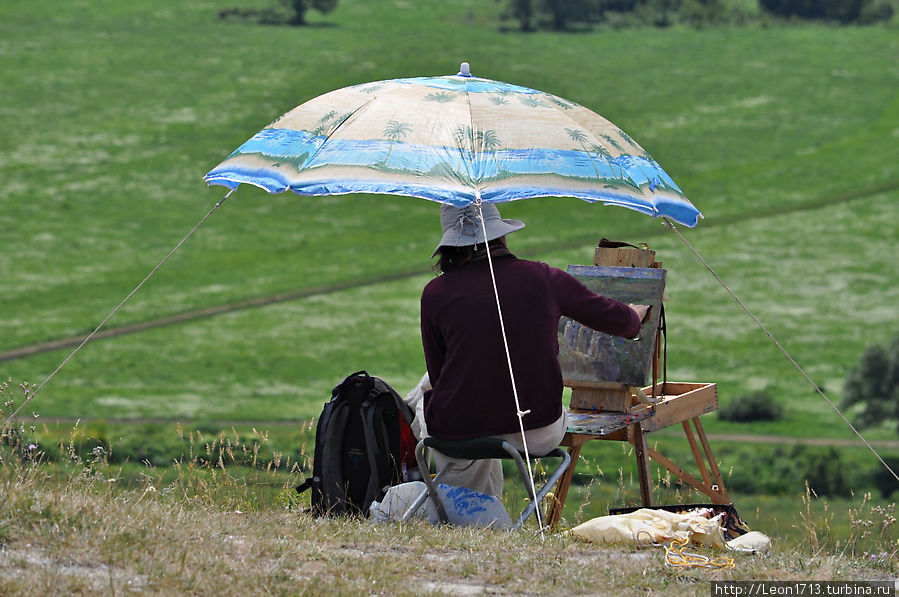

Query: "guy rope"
<box><xmin>662</xmin><ymin>217</ymin><xmax>899</xmax><ymax>483</ymax></box>
<box><xmin>0</xmin><ymin>190</ymin><xmax>234</xmax><ymax>428</ymax></box>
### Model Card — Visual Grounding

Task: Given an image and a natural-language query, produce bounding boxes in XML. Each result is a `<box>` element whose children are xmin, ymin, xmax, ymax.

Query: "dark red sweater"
<box><xmin>421</xmin><ymin>255</ymin><xmax>642</xmax><ymax>440</ymax></box>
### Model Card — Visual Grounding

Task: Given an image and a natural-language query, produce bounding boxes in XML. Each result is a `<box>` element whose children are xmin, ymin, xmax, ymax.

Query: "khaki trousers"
<box><xmin>404</xmin><ymin>373</ymin><xmax>567</xmax><ymax>498</ymax></box>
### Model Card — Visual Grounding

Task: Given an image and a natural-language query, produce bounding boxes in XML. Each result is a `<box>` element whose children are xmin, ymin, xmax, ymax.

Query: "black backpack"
<box><xmin>297</xmin><ymin>371</ymin><xmax>418</xmax><ymax>516</ymax></box>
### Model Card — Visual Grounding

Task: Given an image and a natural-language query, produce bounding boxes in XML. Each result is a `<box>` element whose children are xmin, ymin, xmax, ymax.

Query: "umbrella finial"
<box><xmin>458</xmin><ymin>62</ymin><xmax>472</xmax><ymax>77</ymax></box>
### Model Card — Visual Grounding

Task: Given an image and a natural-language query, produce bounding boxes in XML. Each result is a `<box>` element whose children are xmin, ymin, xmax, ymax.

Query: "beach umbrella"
<box><xmin>205</xmin><ymin>63</ymin><xmax>700</xmax><ymax>227</ymax></box>
<box><xmin>204</xmin><ymin>64</ymin><xmax>699</xmax><ymax>529</ymax></box>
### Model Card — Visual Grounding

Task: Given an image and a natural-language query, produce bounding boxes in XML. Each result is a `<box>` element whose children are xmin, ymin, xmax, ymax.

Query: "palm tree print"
<box><xmin>566</xmin><ymin>128</ymin><xmax>600</xmax><ymax>179</ymax></box>
<box><xmin>519</xmin><ymin>96</ymin><xmax>544</xmax><ymax>108</ymax></box>
<box><xmin>424</xmin><ymin>91</ymin><xmax>457</xmax><ymax>103</ymax></box>
<box><xmin>618</xmin><ymin>128</ymin><xmax>639</xmax><ymax>149</ymax></box>
<box><xmin>476</xmin><ymin>129</ymin><xmax>502</xmax><ymax>174</ymax></box>
<box><xmin>453</xmin><ymin>125</ymin><xmax>475</xmax><ymax>177</ymax></box>
<box><xmin>544</xmin><ymin>95</ymin><xmax>573</xmax><ymax>110</ymax></box>
<box><xmin>381</xmin><ymin>120</ymin><xmax>412</xmax><ymax>166</ymax></box>
<box><xmin>591</xmin><ymin>143</ymin><xmax>624</xmax><ymax>179</ymax></box>
<box><xmin>359</xmin><ymin>83</ymin><xmax>385</xmax><ymax>94</ymax></box>
<box><xmin>310</xmin><ymin>111</ymin><xmax>350</xmax><ymax>138</ymax></box>
<box><xmin>599</xmin><ymin>133</ymin><xmax>623</xmax><ymax>152</ymax></box>
<box><xmin>589</xmin><ymin>144</ymin><xmax>611</xmax><ymax>160</ymax></box>
<box><xmin>489</xmin><ymin>95</ymin><xmax>510</xmax><ymax>106</ymax></box>
<box><xmin>335</xmin><ymin>112</ymin><xmax>354</xmax><ymax>128</ymax></box>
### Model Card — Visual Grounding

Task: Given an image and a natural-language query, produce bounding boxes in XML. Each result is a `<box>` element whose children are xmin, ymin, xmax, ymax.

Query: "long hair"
<box><xmin>435</xmin><ymin>238</ymin><xmax>507</xmax><ymax>274</ymax></box>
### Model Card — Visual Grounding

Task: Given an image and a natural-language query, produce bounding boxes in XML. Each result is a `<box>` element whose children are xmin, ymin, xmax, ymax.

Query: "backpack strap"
<box><xmin>371</xmin><ymin>376</ymin><xmax>414</xmax><ymax>426</ymax></box>
<box><xmin>360</xmin><ymin>397</ymin><xmax>383</xmax><ymax>509</ymax></box>
<box><xmin>296</xmin><ymin>398</ymin><xmax>337</xmax><ymax>498</ymax></box>
<box><xmin>320</xmin><ymin>400</ymin><xmax>351</xmax><ymax>514</ymax></box>
<box><xmin>342</xmin><ymin>370</ymin><xmax>370</xmax><ymax>384</ymax></box>
<box><xmin>361</xmin><ymin>390</ymin><xmax>401</xmax><ymax>509</ymax></box>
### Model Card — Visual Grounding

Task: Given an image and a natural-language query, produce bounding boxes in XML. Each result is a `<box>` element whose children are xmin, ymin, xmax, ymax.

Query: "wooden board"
<box><xmin>639</xmin><ymin>382</ymin><xmax>718</xmax><ymax>433</ymax></box>
<box><xmin>569</xmin><ymin>384</ymin><xmax>630</xmax><ymax>411</ymax></box>
<box><xmin>594</xmin><ymin>246</ymin><xmax>657</xmax><ymax>268</ymax></box>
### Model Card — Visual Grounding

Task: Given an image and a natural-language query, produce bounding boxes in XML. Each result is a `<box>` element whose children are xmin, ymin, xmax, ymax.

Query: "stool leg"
<box><xmin>503</xmin><ymin>443</ymin><xmax>571</xmax><ymax>530</ymax></box>
<box><xmin>402</xmin><ymin>448</ymin><xmax>458</xmax><ymax>522</ymax></box>
<box><xmin>517</xmin><ymin>449</ymin><xmax>571</xmax><ymax>529</ymax></box>
<box><xmin>415</xmin><ymin>441</ymin><xmax>450</xmax><ymax>523</ymax></box>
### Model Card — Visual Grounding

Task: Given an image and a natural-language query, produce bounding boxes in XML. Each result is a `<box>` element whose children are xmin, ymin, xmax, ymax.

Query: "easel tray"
<box><xmin>638</xmin><ymin>382</ymin><xmax>717</xmax><ymax>433</ymax></box>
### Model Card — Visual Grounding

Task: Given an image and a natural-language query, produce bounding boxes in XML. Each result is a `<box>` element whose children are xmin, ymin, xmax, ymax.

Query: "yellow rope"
<box><xmin>664</xmin><ymin>537</ymin><xmax>735</xmax><ymax>570</ymax></box>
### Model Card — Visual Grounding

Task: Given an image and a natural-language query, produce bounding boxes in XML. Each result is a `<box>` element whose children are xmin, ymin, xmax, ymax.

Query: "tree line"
<box><xmin>497</xmin><ymin>0</ymin><xmax>893</xmax><ymax>30</ymax></box>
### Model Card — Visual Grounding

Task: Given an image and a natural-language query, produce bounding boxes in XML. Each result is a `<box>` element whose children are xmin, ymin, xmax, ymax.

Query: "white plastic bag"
<box><xmin>726</xmin><ymin>530</ymin><xmax>771</xmax><ymax>553</ymax></box>
<box><xmin>403</xmin><ymin>373</ymin><xmax>430</xmax><ymax>440</ymax></box>
<box><xmin>369</xmin><ymin>481</ymin><xmax>512</xmax><ymax>529</ymax></box>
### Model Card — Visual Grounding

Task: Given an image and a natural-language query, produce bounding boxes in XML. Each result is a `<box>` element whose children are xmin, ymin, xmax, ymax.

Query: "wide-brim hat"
<box><xmin>431</xmin><ymin>203</ymin><xmax>525</xmax><ymax>257</ymax></box>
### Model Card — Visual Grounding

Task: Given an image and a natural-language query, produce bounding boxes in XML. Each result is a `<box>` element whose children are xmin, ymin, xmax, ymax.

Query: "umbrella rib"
<box><xmin>298</xmin><ymin>96</ymin><xmax>377</xmax><ymax>171</ymax></box>
<box><xmin>462</xmin><ymin>77</ymin><xmax>482</xmax><ymax>194</ymax></box>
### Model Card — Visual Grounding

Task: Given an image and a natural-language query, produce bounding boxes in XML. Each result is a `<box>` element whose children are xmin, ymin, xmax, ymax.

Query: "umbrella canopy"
<box><xmin>205</xmin><ymin>64</ymin><xmax>701</xmax><ymax>227</ymax></box>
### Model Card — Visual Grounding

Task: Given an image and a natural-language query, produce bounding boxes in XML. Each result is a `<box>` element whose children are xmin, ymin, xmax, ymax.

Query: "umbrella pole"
<box><xmin>662</xmin><ymin>217</ymin><xmax>899</xmax><ymax>484</ymax></box>
<box><xmin>1</xmin><ymin>189</ymin><xmax>235</xmax><ymax>428</ymax></box>
<box><xmin>475</xmin><ymin>198</ymin><xmax>546</xmax><ymax>536</ymax></box>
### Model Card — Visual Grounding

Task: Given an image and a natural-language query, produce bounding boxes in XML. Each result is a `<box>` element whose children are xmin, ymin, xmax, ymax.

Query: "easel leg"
<box><xmin>693</xmin><ymin>417</ymin><xmax>730</xmax><ymax>502</ymax></box>
<box><xmin>630</xmin><ymin>424</ymin><xmax>653</xmax><ymax>507</ymax></box>
<box><xmin>547</xmin><ymin>443</ymin><xmax>582</xmax><ymax>529</ymax></box>
<box><xmin>682</xmin><ymin>420</ymin><xmax>712</xmax><ymax>486</ymax></box>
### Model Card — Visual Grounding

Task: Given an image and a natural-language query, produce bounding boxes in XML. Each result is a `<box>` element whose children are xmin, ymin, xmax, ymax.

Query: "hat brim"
<box><xmin>431</xmin><ymin>217</ymin><xmax>525</xmax><ymax>258</ymax></box>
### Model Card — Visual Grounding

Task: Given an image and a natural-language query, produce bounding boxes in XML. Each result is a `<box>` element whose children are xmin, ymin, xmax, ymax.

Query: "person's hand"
<box><xmin>628</xmin><ymin>303</ymin><xmax>651</xmax><ymax>323</ymax></box>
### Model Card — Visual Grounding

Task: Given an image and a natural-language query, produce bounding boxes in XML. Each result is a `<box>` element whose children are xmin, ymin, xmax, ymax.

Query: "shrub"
<box><xmin>842</xmin><ymin>333</ymin><xmax>899</xmax><ymax>431</ymax></box>
<box><xmin>872</xmin><ymin>457</ymin><xmax>899</xmax><ymax>498</ymax></box>
<box><xmin>500</xmin><ymin>0</ymin><xmax>732</xmax><ymax>30</ymax></box>
<box><xmin>718</xmin><ymin>391</ymin><xmax>783</xmax><ymax>422</ymax></box>
<box><xmin>725</xmin><ymin>444</ymin><xmax>849</xmax><ymax>496</ymax></box>
<box><xmin>218</xmin><ymin>0</ymin><xmax>338</xmax><ymax>26</ymax></box>
<box><xmin>281</xmin><ymin>0</ymin><xmax>338</xmax><ymax>25</ymax></box>
<box><xmin>758</xmin><ymin>0</ymin><xmax>892</xmax><ymax>22</ymax></box>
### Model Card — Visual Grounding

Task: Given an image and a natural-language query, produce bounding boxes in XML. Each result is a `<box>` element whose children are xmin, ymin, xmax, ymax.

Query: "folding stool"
<box><xmin>403</xmin><ymin>436</ymin><xmax>570</xmax><ymax>529</ymax></box>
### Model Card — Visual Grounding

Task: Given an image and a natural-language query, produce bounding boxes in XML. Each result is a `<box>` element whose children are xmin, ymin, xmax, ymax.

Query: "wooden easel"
<box><xmin>546</xmin><ymin>244</ymin><xmax>730</xmax><ymax>528</ymax></box>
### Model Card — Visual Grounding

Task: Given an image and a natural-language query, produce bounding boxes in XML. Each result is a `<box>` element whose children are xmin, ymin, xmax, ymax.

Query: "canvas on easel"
<box><xmin>557</xmin><ymin>262</ymin><xmax>666</xmax><ymax>410</ymax></box>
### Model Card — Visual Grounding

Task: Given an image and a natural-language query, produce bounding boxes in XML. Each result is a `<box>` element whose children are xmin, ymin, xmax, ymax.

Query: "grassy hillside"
<box><xmin>1</xmin><ymin>0</ymin><xmax>898</xmax><ymax>550</ymax></box>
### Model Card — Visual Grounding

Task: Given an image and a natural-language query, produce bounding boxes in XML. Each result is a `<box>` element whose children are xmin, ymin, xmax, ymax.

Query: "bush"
<box><xmin>218</xmin><ymin>0</ymin><xmax>338</xmax><ymax>26</ymax></box>
<box><xmin>758</xmin><ymin>0</ymin><xmax>892</xmax><ymax>23</ymax></box>
<box><xmin>281</xmin><ymin>0</ymin><xmax>338</xmax><ymax>25</ymax></box>
<box><xmin>718</xmin><ymin>391</ymin><xmax>783</xmax><ymax>422</ymax></box>
<box><xmin>500</xmin><ymin>0</ymin><xmax>734</xmax><ymax>30</ymax></box>
<box><xmin>725</xmin><ymin>444</ymin><xmax>849</xmax><ymax>496</ymax></box>
<box><xmin>872</xmin><ymin>457</ymin><xmax>899</xmax><ymax>498</ymax></box>
<box><xmin>842</xmin><ymin>333</ymin><xmax>899</xmax><ymax>431</ymax></box>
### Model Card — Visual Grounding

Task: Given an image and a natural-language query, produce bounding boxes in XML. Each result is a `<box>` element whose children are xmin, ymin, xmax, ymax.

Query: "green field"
<box><xmin>2</xmin><ymin>0</ymin><xmax>898</xmax><ymax>533</ymax></box>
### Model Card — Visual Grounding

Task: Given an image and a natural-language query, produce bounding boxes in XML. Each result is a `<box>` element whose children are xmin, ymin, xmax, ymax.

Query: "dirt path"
<box><xmin>31</xmin><ymin>416</ymin><xmax>899</xmax><ymax>449</ymax></box>
<box><xmin>3</xmin><ymin>178</ymin><xmax>896</xmax><ymax>364</ymax></box>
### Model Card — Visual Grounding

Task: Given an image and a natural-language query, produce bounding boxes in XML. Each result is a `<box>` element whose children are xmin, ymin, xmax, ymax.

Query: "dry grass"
<box><xmin>1</xmin><ymin>460</ymin><xmax>895</xmax><ymax>596</ymax></box>
<box><xmin>2</xmin><ymin>380</ymin><xmax>897</xmax><ymax>595</ymax></box>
